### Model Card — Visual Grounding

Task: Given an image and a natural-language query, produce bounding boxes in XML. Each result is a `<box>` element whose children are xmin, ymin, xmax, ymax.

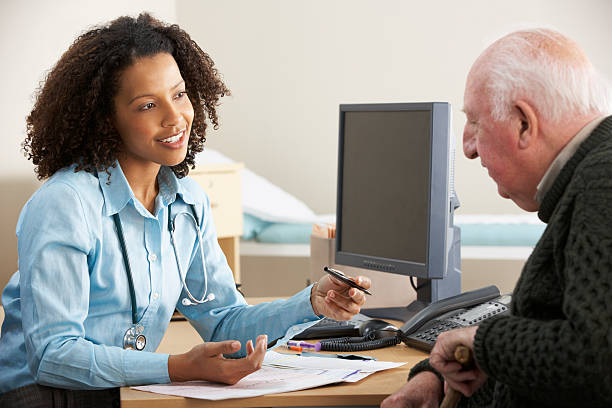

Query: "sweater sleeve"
<box><xmin>407</xmin><ymin>358</ymin><xmax>495</xmax><ymax>408</ymax></box>
<box><xmin>473</xmin><ymin>180</ymin><xmax>612</xmax><ymax>405</ymax></box>
<box><xmin>408</xmin><ymin>358</ymin><xmax>443</xmax><ymax>383</ymax></box>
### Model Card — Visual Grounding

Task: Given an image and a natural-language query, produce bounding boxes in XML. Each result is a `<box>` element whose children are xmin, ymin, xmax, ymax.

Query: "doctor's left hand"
<box><xmin>310</xmin><ymin>274</ymin><xmax>371</xmax><ymax>320</ymax></box>
<box><xmin>168</xmin><ymin>334</ymin><xmax>267</xmax><ymax>385</ymax></box>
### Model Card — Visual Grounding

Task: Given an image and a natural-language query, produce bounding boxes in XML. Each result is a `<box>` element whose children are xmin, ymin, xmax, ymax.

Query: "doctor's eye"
<box><xmin>139</xmin><ymin>102</ymin><xmax>155</xmax><ymax>111</ymax></box>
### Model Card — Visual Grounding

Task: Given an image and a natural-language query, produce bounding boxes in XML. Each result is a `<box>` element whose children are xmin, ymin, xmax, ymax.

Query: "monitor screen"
<box><xmin>335</xmin><ymin>102</ymin><xmax>453</xmax><ymax>281</ymax></box>
<box><xmin>340</xmin><ymin>110</ymin><xmax>431</xmax><ymax>264</ymax></box>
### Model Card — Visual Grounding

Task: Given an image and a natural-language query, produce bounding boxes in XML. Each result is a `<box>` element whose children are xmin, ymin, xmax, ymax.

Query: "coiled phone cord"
<box><xmin>318</xmin><ymin>333</ymin><xmax>402</xmax><ymax>352</ymax></box>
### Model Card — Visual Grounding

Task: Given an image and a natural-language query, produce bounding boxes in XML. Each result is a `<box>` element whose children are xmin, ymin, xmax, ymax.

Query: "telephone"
<box><xmin>399</xmin><ymin>285</ymin><xmax>511</xmax><ymax>352</ymax></box>
<box><xmin>304</xmin><ymin>285</ymin><xmax>511</xmax><ymax>352</ymax></box>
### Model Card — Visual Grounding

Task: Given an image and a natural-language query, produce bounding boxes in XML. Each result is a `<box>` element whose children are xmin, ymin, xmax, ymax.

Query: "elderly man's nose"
<box><xmin>463</xmin><ymin>129</ymin><xmax>478</xmax><ymax>159</ymax></box>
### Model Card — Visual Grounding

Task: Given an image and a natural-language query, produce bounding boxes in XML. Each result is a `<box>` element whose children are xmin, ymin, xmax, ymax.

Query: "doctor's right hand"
<box><xmin>168</xmin><ymin>334</ymin><xmax>267</xmax><ymax>384</ymax></box>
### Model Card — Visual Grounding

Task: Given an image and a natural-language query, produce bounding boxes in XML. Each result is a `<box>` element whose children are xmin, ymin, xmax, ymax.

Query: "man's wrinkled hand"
<box><xmin>430</xmin><ymin>327</ymin><xmax>487</xmax><ymax>397</ymax></box>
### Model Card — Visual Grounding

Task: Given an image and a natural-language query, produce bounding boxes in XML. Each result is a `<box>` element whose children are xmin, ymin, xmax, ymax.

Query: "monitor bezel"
<box><xmin>335</xmin><ymin>102</ymin><xmax>450</xmax><ymax>279</ymax></box>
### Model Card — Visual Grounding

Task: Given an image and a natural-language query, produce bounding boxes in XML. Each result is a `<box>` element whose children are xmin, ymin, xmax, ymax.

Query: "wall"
<box><xmin>176</xmin><ymin>0</ymin><xmax>612</xmax><ymax>216</ymax></box>
<box><xmin>0</xmin><ymin>1</ymin><xmax>176</xmax><ymax>290</ymax></box>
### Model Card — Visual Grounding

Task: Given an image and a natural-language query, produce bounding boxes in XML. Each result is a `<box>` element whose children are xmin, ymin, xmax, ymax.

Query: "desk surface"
<box><xmin>121</xmin><ymin>301</ymin><xmax>427</xmax><ymax>407</ymax></box>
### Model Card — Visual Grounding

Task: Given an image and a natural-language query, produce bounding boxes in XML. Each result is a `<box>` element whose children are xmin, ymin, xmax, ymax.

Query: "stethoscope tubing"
<box><xmin>168</xmin><ymin>210</ymin><xmax>211</xmax><ymax>306</ymax></box>
<box><xmin>113</xmin><ymin>202</ymin><xmax>213</xmax><ymax>350</ymax></box>
<box><xmin>112</xmin><ymin>213</ymin><xmax>138</xmax><ymax>325</ymax></box>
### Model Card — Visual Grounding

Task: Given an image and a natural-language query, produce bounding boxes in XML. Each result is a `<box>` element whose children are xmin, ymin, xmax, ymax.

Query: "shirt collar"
<box><xmin>535</xmin><ymin>115</ymin><xmax>608</xmax><ymax>203</ymax></box>
<box><xmin>157</xmin><ymin>166</ymin><xmax>198</xmax><ymax>208</ymax></box>
<box><xmin>98</xmin><ymin>162</ymin><xmax>197</xmax><ymax>217</ymax></box>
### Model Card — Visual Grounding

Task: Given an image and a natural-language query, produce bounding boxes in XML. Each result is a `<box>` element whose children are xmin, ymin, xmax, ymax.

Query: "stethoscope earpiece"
<box><xmin>182</xmin><ymin>293</ymin><xmax>215</xmax><ymax>306</ymax></box>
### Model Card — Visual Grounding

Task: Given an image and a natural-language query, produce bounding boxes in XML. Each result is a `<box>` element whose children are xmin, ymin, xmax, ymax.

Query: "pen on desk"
<box><xmin>287</xmin><ymin>340</ymin><xmax>322</xmax><ymax>351</ymax></box>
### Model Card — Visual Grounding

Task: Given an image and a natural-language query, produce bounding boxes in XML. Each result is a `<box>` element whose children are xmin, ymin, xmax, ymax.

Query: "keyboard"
<box><xmin>292</xmin><ymin>313</ymin><xmax>371</xmax><ymax>340</ymax></box>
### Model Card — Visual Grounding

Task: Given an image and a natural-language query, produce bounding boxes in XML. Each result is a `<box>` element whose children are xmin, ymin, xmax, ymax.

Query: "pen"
<box><xmin>323</xmin><ymin>266</ymin><xmax>373</xmax><ymax>295</ymax></box>
<box><xmin>287</xmin><ymin>340</ymin><xmax>322</xmax><ymax>351</ymax></box>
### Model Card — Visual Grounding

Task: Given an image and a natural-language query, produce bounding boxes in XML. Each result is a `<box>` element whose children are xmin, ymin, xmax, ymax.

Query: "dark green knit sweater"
<box><xmin>411</xmin><ymin>115</ymin><xmax>612</xmax><ymax>407</ymax></box>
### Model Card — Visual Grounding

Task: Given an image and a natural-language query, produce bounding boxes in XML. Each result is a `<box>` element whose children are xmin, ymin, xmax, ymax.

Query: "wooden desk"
<box><xmin>120</xmin><ymin>314</ymin><xmax>427</xmax><ymax>407</ymax></box>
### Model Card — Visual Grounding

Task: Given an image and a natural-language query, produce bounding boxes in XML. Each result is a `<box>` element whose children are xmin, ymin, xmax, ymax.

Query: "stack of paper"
<box><xmin>132</xmin><ymin>351</ymin><xmax>406</xmax><ymax>401</ymax></box>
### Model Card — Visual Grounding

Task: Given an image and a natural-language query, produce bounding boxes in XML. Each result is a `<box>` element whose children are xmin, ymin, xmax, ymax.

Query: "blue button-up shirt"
<box><xmin>0</xmin><ymin>163</ymin><xmax>318</xmax><ymax>392</ymax></box>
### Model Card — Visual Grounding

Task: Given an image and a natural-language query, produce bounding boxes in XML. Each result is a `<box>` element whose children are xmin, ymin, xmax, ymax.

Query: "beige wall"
<box><xmin>0</xmin><ymin>1</ymin><xmax>176</xmax><ymax>290</ymax></box>
<box><xmin>177</xmin><ymin>0</ymin><xmax>612</xmax><ymax>216</ymax></box>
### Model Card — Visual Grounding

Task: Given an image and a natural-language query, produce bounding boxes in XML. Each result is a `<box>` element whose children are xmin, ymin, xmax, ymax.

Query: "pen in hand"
<box><xmin>323</xmin><ymin>266</ymin><xmax>372</xmax><ymax>295</ymax></box>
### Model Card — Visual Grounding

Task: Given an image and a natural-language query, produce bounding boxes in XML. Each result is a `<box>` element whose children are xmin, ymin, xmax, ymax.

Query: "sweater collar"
<box><xmin>535</xmin><ymin>116</ymin><xmax>608</xmax><ymax>204</ymax></box>
<box><xmin>538</xmin><ymin>115</ymin><xmax>612</xmax><ymax>223</ymax></box>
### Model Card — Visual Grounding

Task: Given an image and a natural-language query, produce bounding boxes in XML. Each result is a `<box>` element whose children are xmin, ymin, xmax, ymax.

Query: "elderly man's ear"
<box><xmin>514</xmin><ymin>100</ymin><xmax>539</xmax><ymax>150</ymax></box>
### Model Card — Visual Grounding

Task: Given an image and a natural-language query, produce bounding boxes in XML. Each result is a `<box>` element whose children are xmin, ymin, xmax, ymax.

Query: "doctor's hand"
<box><xmin>168</xmin><ymin>334</ymin><xmax>267</xmax><ymax>385</ymax></box>
<box><xmin>310</xmin><ymin>274</ymin><xmax>371</xmax><ymax>320</ymax></box>
<box><xmin>429</xmin><ymin>326</ymin><xmax>487</xmax><ymax>397</ymax></box>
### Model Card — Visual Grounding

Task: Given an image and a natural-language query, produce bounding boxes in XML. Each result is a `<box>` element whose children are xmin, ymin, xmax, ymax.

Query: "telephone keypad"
<box><xmin>404</xmin><ymin>299</ymin><xmax>510</xmax><ymax>352</ymax></box>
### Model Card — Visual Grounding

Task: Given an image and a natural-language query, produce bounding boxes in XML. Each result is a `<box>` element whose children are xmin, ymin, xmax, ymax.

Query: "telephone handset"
<box><xmin>400</xmin><ymin>285</ymin><xmax>512</xmax><ymax>352</ymax></box>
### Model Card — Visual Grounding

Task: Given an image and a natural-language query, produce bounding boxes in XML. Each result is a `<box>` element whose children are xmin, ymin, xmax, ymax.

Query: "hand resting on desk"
<box><xmin>310</xmin><ymin>274</ymin><xmax>372</xmax><ymax>321</ymax></box>
<box><xmin>168</xmin><ymin>334</ymin><xmax>268</xmax><ymax>385</ymax></box>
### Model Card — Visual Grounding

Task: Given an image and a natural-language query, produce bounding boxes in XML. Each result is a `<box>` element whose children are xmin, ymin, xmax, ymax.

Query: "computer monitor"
<box><xmin>335</xmin><ymin>102</ymin><xmax>461</xmax><ymax>322</ymax></box>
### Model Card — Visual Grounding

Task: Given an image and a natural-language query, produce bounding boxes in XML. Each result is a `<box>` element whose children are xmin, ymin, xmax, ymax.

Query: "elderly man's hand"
<box><xmin>380</xmin><ymin>371</ymin><xmax>443</xmax><ymax>408</ymax></box>
<box><xmin>429</xmin><ymin>326</ymin><xmax>488</xmax><ymax>397</ymax></box>
<box><xmin>310</xmin><ymin>273</ymin><xmax>371</xmax><ymax>320</ymax></box>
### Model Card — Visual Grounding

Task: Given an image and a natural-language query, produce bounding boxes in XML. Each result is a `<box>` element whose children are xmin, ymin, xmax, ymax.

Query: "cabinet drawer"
<box><xmin>190</xmin><ymin>163</ymin><xmax>243</xmax><ymax>238</ymax></box>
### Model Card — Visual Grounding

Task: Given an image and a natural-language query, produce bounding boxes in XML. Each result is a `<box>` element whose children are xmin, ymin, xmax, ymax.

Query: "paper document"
<box><xmin>132</xmin><ymin>351</ymin><xmax>407</xmax><ymax>400</ymax></box>
<box><xmin>264</xmin><ymin>351</ymin><xmax>406</xmax><ymax>382</ymax></box>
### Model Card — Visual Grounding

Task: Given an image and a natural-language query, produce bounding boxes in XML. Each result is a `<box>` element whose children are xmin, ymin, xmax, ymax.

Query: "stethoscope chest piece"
<box><xmin>123</xmin><ymin>324</ymin><xmax>146</xmax><ymax>351</ymax></box>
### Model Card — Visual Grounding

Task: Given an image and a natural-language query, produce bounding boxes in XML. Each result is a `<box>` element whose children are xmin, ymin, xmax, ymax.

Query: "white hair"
<box><xmin>480</xmin><ymin>28</ymin><xmax>612</xmax><ymax>123</ymax></box>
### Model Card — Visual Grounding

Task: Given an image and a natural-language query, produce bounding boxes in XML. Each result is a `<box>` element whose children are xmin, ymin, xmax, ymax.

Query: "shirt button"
<box><xmin>148</xmin><ymin>253</ymin><xmax>157</xmax><ymax>262</ymax></box>
<box><xmin>153</xmin><ymin>292</ymin><xmax>159</xmax><ymax>300</ymax></box>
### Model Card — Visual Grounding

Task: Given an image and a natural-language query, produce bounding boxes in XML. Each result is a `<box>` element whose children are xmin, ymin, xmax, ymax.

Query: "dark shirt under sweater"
<box><xmin>410</xmin><ymin>115</ymin><xmax>612</xmax><ymax>407</ymax></box>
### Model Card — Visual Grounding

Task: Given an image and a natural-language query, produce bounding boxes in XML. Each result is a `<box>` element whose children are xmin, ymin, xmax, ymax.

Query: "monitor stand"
<box><xmin>361</xmin><ymin>275</ymin><xmax>460</xmax><ymax>322</ymax></box>
<box><xmin>361</xmin><ymin>299</ymin><xmax>429</xmax><ymax>323</ymax></box>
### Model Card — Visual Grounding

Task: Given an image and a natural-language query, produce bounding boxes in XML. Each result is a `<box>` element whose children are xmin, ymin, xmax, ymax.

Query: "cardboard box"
<box><xmin>309</xmin><ymin>235</ymin><xmax>335</xmax><ymax>284</ymax></box>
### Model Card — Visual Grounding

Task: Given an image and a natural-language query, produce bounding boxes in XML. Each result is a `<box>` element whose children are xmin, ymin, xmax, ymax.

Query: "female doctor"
<box><xmin>0</xmin><ymin>13</ymin><xmax>371</xmax><ymax>406</ymax></box>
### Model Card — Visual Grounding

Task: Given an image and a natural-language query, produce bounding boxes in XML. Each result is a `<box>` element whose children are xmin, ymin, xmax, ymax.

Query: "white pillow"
<box><xmin>196</xmin><ymin>149</ymin><xmax>317</xmax><ymax>223</ymax></box>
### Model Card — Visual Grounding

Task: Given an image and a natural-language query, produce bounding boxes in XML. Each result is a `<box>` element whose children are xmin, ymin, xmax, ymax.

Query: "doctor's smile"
<box><xmin>158</xmin><ymin>128</ymin><xmax>187</xmax><ymax>146</ymax></box>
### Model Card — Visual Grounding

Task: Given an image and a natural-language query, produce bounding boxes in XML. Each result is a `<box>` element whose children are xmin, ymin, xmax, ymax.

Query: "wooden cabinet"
<box><xmin>190</xmin><ymin>162</ymin><xmax>244</xmax><ymax>284</ymax></box>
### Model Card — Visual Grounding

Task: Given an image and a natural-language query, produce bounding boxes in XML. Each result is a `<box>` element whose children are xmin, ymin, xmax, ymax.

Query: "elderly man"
<box><xmin>382</xmin><ymin>29</ymin><xmax>612</xmax><ymax>407</ymax></box>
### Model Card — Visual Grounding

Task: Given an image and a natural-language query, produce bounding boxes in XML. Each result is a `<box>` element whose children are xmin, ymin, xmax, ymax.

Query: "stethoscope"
<box><xmin>112</xmin><ymin>202</ymin><xmax>215</xmax><ymax>351</ymax></box>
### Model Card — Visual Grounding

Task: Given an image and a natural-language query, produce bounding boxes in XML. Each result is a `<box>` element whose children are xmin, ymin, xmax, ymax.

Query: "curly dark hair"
<box><xmin>23</xmin><ymin>12</ymin><xmax>230</xmax><ymax>180</ymax></box>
